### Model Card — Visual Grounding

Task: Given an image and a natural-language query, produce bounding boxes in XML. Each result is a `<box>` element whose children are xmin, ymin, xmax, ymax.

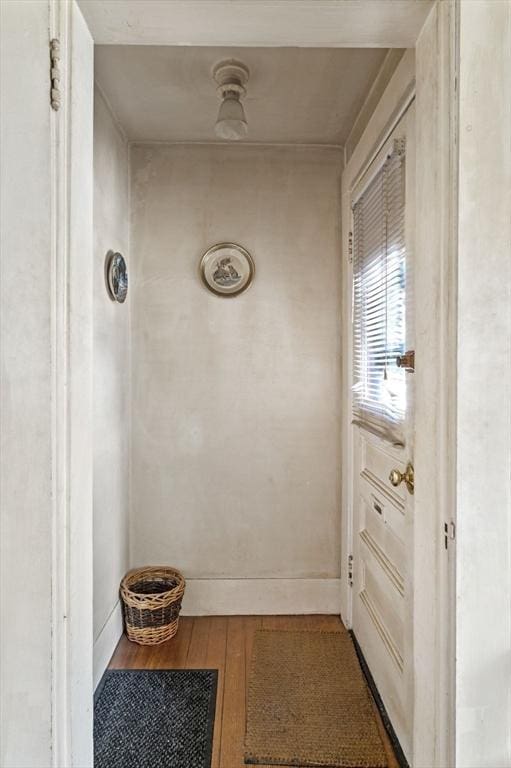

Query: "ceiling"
<box><xmin>95</xmin><ymin>45</ymin><xmax>390</xmax><ymax>145</ymax></box>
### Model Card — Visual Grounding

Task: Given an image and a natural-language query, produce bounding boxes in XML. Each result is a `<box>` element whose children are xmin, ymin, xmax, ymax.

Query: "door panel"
<box><xmin>351</xmin><ymin>105</ymin><xmax>415</xmax><ymax>760</ymax></box>
<box><xmin>354</xmin><ymin>431</ymin><xmax>412</xmax><ymax>755</ymax></box>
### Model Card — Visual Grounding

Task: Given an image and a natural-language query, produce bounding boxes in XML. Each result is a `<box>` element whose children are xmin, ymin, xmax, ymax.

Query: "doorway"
<box><xmin>1</xmin><ymin>3</ymin><xmax>466</xmax><ymax>767</ymax></box>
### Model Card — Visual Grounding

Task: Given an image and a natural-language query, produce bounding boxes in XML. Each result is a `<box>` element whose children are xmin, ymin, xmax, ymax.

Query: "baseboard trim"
<box><xmin>180</xmin><ymin>578</ymin><xmax>341</xmax><ymax>616</ymax></box>
<box><xmin>93</xmin><ymin>601</ymin><xmax>123</xmax><ymax>690</ymax></box>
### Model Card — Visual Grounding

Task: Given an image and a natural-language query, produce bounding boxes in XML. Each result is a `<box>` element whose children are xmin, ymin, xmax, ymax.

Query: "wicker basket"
<box><xmin>120</xmin><ymin>566</ymin><xmax>186</xmax><ymax>645</ymax></box>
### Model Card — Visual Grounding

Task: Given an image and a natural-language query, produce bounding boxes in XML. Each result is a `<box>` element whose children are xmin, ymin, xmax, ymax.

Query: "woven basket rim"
<box><xmin>121</xmin><ymin>566</ymin><xmax>185</xmax><ymax>599</ymax></box>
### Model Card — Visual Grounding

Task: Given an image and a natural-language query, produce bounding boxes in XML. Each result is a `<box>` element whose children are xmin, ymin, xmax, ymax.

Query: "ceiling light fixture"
<box><xmin>213</xmin><ymin>60</ymin><xmax>250</xmax><ymax>141</ymax></box>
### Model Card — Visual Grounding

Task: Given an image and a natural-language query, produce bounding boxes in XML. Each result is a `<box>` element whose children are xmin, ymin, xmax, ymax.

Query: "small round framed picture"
<box><xmin>105</xmin><ymin>250</ymin><xmax>128</xmax><ymax>303</ymax></box>
<box><xmin>199</xmin><ymin>243</ymin><xmax>255</xmax><ymax>297</ymax></box>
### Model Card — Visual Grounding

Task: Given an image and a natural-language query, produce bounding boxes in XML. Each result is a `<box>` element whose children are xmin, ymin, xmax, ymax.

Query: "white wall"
<box><xmin>456</xmin><ymin>2</ymin><xmax>511</xmax><ymax>766</ymax></box>
<box><xmin>1</xmin><ymin>2</ymin><xmax>94</xmax><ymax>765</ymax></box>
<box><xmin>130</xmin><ymin>144</ymin><xmax>343</xmax><ymax>613</ymax></box>
<box><xmin>0</xmin><ymin>3</ymin><xmax>54</xmax><ymax>764</ymax></box>
<box><xmin>93</xmin><ymin>87</ymin><xmax>130</xmax><ymax>685</ymax></box>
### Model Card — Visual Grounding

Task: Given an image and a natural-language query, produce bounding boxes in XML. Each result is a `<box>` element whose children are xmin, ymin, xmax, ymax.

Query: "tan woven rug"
<box><xmin>245</xmin><ymin>629</ymin><xmax>387</xmax><ymax>767</ymax></box>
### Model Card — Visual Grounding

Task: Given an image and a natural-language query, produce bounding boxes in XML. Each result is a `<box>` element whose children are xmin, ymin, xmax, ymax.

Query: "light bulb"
<box><xmin>215</xmin><ymin>94</ymin><xmax>248</xmax><ymax>141</ymax></box>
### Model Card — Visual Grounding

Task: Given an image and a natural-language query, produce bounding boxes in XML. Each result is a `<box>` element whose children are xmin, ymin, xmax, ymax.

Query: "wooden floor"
<box><xmin>110</xmin><ymin>615</ymin><xmax>399</xmax><ymax>768</ymax></box>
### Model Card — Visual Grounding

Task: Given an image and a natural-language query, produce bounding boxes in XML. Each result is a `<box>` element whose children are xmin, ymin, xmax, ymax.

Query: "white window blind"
<box><xmin>352</xmin><ymin>140</ymin><xmax>407</xmax><ymax>441</ymax></box>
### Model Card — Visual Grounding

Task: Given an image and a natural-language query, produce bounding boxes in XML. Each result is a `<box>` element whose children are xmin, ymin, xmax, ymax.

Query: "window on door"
<box><xmin>352</xmin><ymin>140</ymin><xmax>407</xmax><ymax>440</ymax></box>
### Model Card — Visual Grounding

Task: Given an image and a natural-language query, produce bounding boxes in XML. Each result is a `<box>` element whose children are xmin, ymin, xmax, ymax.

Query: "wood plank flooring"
<box><xmin>109</xmin><ymin>615</ymin><xmax>399</xmax><ymax>768</ymax></box>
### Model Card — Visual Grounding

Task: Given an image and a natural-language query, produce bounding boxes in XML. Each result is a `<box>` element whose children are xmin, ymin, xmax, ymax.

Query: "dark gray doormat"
<box><xmin>94</xmin><ymin>669</ymin><xmax>218</xmax><ymax>768</ymax></box>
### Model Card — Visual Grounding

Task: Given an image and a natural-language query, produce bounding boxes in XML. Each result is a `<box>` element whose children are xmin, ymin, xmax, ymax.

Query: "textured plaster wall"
<box><xmin>93</xmin><ymin>88</ymin><xmax>130</xmax><ymax>660</ymax></box>
<box><xmin>456</xmin><ymin>2</ymin><xmax>511</xmax><ymax>765</ymax></box>
<box><xmin>129</xmin><ymin>144</ymin><xmax>343</xmax><ymax>581</ymax></box>
<box><xmin>1</xmin><ymin>3</ymin><xmax>54</xmax><ymax>764</ymax></box>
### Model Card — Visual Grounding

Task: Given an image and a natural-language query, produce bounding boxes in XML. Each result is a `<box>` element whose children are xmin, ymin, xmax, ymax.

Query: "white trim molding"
<box><xmin>414</xmin><ymin>3</ymin><xmax>458</xmax><ymax>766</ymax></box>
<box><xmin>77</xmin><ymin>0</ymin><xmax>434</xmax><ymax>48</ymax></box>
<box><xmin>50</xmin><ymin>2</ymin><xmax>94</xmax><ymax>766</ymax></box>
<box><xmin>93</xmin><ymin>602</ymin><xmax>123</xmax><ymax>690</ymax></box>
<box><xmin>181</xmin><ymin>579</ymin><xmax>341</xmax><ymax>616</ymax></box>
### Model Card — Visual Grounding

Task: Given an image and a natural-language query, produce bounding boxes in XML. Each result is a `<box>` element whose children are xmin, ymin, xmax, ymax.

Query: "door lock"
<box><xmin>389</xmin><ymin>462</ymin><xmax>414</xmax><ymax>494</ymax></box>
<box><xmin>396</xmin><ymin>350</ymin><xmax>415</xmax><ymax>372</ymax></box>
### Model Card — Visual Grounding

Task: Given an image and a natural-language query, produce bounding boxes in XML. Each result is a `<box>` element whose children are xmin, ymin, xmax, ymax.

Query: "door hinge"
<box><xmin>347</xmin><ymin>554</ymin><xmax>353</xmax><ymax>587</ymax></box>
<box><xmin>348</xmin><ymin>231</ymin><xmax>353</xmax><ymax>263</ymax></box>
<box><xmin>50</xmin><ymin>39</ymin><xmax>61</xmax><ymax>111</ymax></box>
<box><xmin>444</xmin><ymin>520</ymin><xmax>456</xmax><ymax>549</ymax></box>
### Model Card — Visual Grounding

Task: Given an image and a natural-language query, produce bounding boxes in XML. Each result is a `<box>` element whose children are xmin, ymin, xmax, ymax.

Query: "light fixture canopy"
<box><xmin>213</xmin><ymin>60</ymin><xmax>250</xmax><ymax>141</ymax></box>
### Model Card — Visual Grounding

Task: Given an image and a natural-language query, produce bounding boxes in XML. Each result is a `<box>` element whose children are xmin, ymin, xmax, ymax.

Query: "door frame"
<box><xmin>0</xmin><ymin>1</ymin><xmax>93</xmax><ymax>766</ymax></box>
<box><xmin>7</xmin><ymin>1</ymin><xmax>510</xmax><ymax>765</ymax></box>
<box><xmin>50</xmin><ymin>2</ymin><xmax>94</xmax><ymax>766</ymax></box>
<box><xmin>51</xmin><ymin>2</ymin><xmax>462</xmax><ymax>767</ymax></box>
<box><xmin>341</xmin><ymin>4</ymin><xmax>459</xmax><ymax>765</ymax></box>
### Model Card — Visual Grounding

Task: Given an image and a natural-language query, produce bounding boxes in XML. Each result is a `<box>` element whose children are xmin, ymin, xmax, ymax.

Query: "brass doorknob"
<box><xmin>389</xmin><ymin>462</ymin><xmax>414</xmax><ymax>494</ymax></box>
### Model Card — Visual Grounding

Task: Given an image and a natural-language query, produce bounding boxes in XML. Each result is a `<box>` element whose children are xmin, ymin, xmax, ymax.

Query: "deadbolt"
<box><xmin>389</xmin><ymin>462</ymin><xmax>414</xmax><ymax>495</ymax></box>
<box><xmin>396</xmin><ymin>350</ymin><xmax>415</xmax><ymax>372</ymax></box>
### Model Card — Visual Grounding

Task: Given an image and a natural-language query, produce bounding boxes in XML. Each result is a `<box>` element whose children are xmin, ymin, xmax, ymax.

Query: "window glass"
<box><xmin>352</xmin><ymin>142</ymin><xmax>407</xmax><ymax>438</ymax></box>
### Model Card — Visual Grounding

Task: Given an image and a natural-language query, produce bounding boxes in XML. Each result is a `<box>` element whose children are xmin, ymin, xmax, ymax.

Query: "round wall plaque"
<box><xmin>200</xmin><ymin>243</ymin><xmax>254</xmax><ymax>297</ymax></box>
<box><xmin>105</xmin><ymin>250</ymin><xmax>128</xmax><ymax>303</ymax></box>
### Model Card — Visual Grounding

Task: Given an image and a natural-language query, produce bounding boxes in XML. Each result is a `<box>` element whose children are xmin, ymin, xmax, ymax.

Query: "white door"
<box><xmin>350</xmin><ymin>105</ymin><xmax>415</xmax><ymax>760</ymax></box>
